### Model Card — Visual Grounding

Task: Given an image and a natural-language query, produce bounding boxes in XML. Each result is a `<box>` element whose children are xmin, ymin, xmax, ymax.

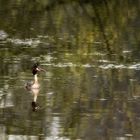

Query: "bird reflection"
<box><xmin>31</xmin><ymin>88</ymin><xmax>40</xmax><ymax>111</ymax></box>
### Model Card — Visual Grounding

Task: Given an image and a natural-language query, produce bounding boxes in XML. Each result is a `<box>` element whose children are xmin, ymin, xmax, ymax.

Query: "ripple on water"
<box><xmin>8</xmin><ymin>135</ymin><xmax>72</xmax><ymax>140</ymax></box>
<box><xmin>0</xmin><ymin>30</ymin><xmax>8</xmax><ymax>40</ymax></box>
<box><xmin>99</xmin><ymin>64</ymin><xmax>126</xmax><ymax>69</ymax></box>
<box><xmin>128</xmin><ymin>63</ymin><xmax>140</xmax><ymax>70</ymax></box>
<box><xmin>42</xmin><ymin>62</ymin><xmax>140</xmax><ymax>70</ymax></box>
<box><xmin>99</xmin><ymin>63</ymin><xmax>140</xmax><ymax>70</ymax></box>
<box><xmin>122</xmin><ymin>50</ymin><xmax>132</xmax><ymax>53</ymax></box>
<box><xmin>7</xmin><ymin>38</ymin><xmax>41</xmax><ymax>47</ymax></box>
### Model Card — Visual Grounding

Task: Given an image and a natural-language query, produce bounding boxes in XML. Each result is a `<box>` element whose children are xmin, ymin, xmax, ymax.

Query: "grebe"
<box><xmin>26</xmin><ymin>63</ymin><xmax>42</xmax><ymax>90</ymax></box>
<box><xmin>26</xmin><ymin>63</ymin><xmax>45</xmax><ymax>111</ymax></box>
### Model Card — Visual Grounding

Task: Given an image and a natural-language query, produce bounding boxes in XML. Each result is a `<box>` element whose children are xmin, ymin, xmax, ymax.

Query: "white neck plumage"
<box><xmin>34</xmin><ymin>74</ymin><xmax>38</xmax><ymax>83</ymax></box>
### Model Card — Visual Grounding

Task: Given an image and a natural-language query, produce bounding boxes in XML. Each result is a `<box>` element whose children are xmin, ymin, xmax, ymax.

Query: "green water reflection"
<box><xmin>0</xmin><ymin>0</ymin><xmax>140</xmax><ymax>140</ymax></box>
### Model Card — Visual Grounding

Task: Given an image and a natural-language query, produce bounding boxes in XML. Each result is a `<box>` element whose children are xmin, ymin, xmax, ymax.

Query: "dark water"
<box><xmin>0</xmin><ymin>0</ymin><xmax>140</xmax><ymax>140</ymax></box>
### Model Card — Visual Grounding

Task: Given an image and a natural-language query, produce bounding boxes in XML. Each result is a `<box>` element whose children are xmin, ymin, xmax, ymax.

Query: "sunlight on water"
<box><xmin>7</xmin><ymin>135</ymin><xmax>74</xmax><ymax>140</ymax></box>
<box><xmin>0</xmin><ymin>30</ymin><xmax>8</xmax><ymax>40</ymax></box>
<box><xmin>1</xmin><ymin>31</ymin><xmax>139</xmax><ymax>71</ymax></box>
<box><xmin>49</xmin><ymin>117</ymin><xmax>61</xmax><ymax>137</ymax></box>
<box><xmin>7</xmin><ymin>38</ymin><xmax>41</xmax><ymax>47</ymax></box>
<box><xmin>42</xmin><ymin>62</ymin><xmax>140</xmax><ymax>70</ymax></box>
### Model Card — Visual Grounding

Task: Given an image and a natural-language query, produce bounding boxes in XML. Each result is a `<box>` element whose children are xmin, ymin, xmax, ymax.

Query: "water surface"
<box><xmin>0</xmin><ymin>0</ymin><xmax>140</xmax><ymax>140</ymax></box>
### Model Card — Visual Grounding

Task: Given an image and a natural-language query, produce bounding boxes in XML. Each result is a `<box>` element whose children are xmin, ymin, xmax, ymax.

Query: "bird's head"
<box><xmin>32</xmin><ymin>63</ymin><xmax>40</xmax><ymax>75</ymax></box>
<box><xmin>32</xmin><ymin>62</ymin><xmax>46</xmax><ymax>75</ymax></box>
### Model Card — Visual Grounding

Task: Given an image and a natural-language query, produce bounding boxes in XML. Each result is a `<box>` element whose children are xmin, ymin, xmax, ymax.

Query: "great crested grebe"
<box><xmin>26</xmin><ymin>63</ymin><xmax>43</xmax><ymax>90</ymax></box>
<box><xmin>26</xmin><ymin>63</ymin><xmax>45</xmax><ymax>111</ymax></box>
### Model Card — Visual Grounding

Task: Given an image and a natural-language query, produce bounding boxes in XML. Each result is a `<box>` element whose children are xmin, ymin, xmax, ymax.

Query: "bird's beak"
<box><xmin>36</xmin><ymin>67</ymin><xmax>41</xmax><ymax>71</ymax></box>
<box><xmin>37</xmin><ymin>67</ymin><xmax>46</xmax><ymax>72</ymax></box>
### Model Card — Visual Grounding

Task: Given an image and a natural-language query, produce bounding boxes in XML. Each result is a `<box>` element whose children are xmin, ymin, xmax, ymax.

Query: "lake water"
<box><xmin>0</xmin><ymin>0</ymin><xmax>140</xmax><ymax>140</ymax></box>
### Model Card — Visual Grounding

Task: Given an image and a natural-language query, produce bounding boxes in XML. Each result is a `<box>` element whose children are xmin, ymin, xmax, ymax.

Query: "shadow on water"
<box><xmin>0</xmin><ymin>0</ymin><xmax>140</xmax><ymax>140</ymax></box>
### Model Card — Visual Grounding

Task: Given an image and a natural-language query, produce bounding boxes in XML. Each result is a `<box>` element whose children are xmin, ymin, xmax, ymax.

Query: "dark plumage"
<box><xmin>32</xmin><ymin>101</ymin><xmax>39</xmax><ymax>111</ymax></box>
<box><xmin>32</xmin><ymin>63</ymin><xmax>39</xmax><ymax>75</ymax></box>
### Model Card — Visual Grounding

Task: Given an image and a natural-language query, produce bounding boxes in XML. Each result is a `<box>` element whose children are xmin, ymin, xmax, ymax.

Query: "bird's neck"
<box><xmin>34</xmin><ymin>74</ymin><xmax>38</xmax><ymax>83</ymax></box>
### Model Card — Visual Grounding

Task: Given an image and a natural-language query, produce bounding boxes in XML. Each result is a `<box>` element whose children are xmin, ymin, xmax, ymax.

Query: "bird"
<box><xmin>25</xmin><ymin>63</ymin><xmax>45</xmax><ymax>111</ymax></box>
<box><xmin>26</xmin><ymin>63</ymin><xmax>41</xmax><ymax>90</ymax></box>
